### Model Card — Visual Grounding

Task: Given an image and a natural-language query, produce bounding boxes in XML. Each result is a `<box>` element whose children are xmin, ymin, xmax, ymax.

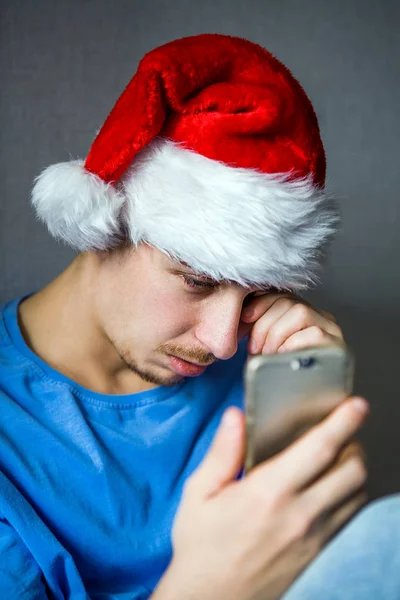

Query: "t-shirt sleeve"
<box><xmin>0</xmin><ymin>517</ymin><xmax>49</xmax><ymax>599</ymax></box>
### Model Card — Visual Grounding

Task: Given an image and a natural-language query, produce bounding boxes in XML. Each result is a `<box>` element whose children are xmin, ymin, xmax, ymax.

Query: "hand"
<box><xmin>241</xmin><ymin>292</ymin><xmax>344</xmax><ymax>355</ymax></box>
<box><xmin>152</xmin><ymin>397</ymin><xmax>369</xmax><ymax>600</ymax></box>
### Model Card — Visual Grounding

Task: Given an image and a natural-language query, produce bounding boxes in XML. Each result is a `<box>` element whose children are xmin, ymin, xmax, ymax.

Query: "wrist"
<box><xmin>150</xmin><ymin>558</ymin><xmax>213</xmax><ymax>600</ymax></box>
<box><xmin>150</xmin><ymin>560</ymin><xmax>188</xmax><ymax>600</ymax></box>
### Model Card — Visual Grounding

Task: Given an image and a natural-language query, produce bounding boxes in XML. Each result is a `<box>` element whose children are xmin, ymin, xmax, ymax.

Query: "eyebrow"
<box><xmin>169</xmin><ymin>259</ymin><xmax>220</xmax><ymax>283</ymax></box>
<box><xmin>175</xmin><ymin>259</ymin><xmax>206</xmax><ymax>275</ymax></box>
<box><xmin>170</xmin><ymin>257</ymin><xmax>274</xmax><ymax>292</ymax></box>
<box><xmin>176</xmin><ymin>260</ymin><xmax>193</xmax><ymax>269</ymax></box>
<box><xmin>180</xmin><ymin>264</ymin><xmax>218</xmax><ymax>281</ymax></box>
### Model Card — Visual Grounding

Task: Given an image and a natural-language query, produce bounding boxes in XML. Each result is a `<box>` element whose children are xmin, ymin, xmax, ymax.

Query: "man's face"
<box><xmin>95</xmin><ymin>243</ymin><xmax>268</xmax><ymax>389</ymax></box>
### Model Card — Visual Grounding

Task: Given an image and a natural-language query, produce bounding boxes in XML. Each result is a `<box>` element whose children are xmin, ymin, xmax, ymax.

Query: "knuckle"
<box><xmin>274</xmin><ymin>298</ymin><xmax>295</xmax><ymax>315</ymax></box>
<box><xmin>322</xmin><ymin>310</ymin><xmax>336</xmax><ymax>322</ymax></box>
<box><xmin>309</xmin><ymin>325</ymin><xmax>326</xmax><ymax>340</ymax></box>
<box><xmin>348</xmin><ymin>457</ymin><xmax>368</xmax><ymax>488</ymax></box>
<box><xmin>247</xmin><ymin>470</ymin><xmax>286</xmax><ymax>515</ymax></box>
<box><xmin>289</xmin><ymin>506</ymin><xmax>314</xmax><ymax>540</ymax></box>
<box><xmin>292</xmin><ymin>302</ymin><xmax>310</xmax><ymax>321</ymax></box>
<box><xmin>276</xmin><ymin>297</ymin><xmax>294</xmax><ymax>308</ymax></box>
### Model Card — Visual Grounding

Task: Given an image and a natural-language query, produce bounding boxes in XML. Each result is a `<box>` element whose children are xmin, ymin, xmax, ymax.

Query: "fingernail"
<box><xmin>352</xmin><ymin>398</ymin><xmax>369</xmax><ymax>414</ymax></box>
<box><xmin>223</xmin><ymin>409</ymin><xmax>239</xmax><ymax>429</ymax></box>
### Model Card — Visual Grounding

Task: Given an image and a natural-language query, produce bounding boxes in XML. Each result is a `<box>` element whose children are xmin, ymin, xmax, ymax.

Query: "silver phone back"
<box><xmin>244</xmin><ymin>345</ymin><xmax>354</xmax><ymax>472</ymax></box>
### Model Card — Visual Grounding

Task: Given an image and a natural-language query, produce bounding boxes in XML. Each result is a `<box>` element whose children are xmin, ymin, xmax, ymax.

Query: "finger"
<box><xmin>247</xmin><ymin>297</ymin><xmax>295</xmax><ymax>353</ymax></box>
<box><xmin>255</xmin><ymin>397</ymin><xmax>369</xmax><ymax>492</ymax></box>
<box><xmin>277</xmin><ymin>328</ymin><xmax>343</xmax><ymax>354</ymax></box>
<box><xmin>258</xmin><ymin>304</ymin><xmax>342</xmax><ymax>355</ymax></box>
<box><xmin>333</xmin><ymin>440</ymin><xmax>367</xmax><ymax>469</ymax></box>
<box><xmin>242</xmin><ymin>293</ymin><xmax>333</xmax><ymax>325</ymax></box>
<box><xmin>241</xmin><ymin>292</ymin><xmax>292</xmax><ymax>323</ymax></box>
<box><xmin>320</xmin><ymin>488</ymin><xmax>369</xmax><ymax>545</ymax></box>
<box><xmin>186</xmin><ymin>407</ymin><xmax>245</xmax><ymax>501</ymax></box>
<box><xmin>298</xmin><ymin>441</ymin><xmax>368</xmax><ymax>518</ymax></box>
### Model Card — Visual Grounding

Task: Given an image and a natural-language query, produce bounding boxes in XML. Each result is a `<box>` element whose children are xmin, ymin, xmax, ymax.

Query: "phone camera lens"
<box><xmin>291</xmin><ymin>357</ymin><xmax>316</xmax><ymax>370</ymax></box>
<box><xmin>299</xmin><ymin>357</ymin><xmax>315</xmax><ymax>368</ymax></box>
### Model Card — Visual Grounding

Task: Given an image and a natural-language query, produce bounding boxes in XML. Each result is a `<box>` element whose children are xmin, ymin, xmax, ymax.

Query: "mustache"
<box><xmin>158</xmin><ymin>342</ymin><xmax>216</xmax><ymax>366</ymax></box>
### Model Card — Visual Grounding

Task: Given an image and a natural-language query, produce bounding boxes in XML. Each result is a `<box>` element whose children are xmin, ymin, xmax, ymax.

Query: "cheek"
<box><xmin>135</xmin><ymin>281</ymin><xmax>196</xmax><ymax>336</ymax></box>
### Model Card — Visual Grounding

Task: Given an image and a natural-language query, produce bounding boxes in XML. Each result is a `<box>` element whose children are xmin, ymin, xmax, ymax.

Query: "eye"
<box><xmin>243</xmin><ymin>291</ymin><xmax>257</xmax><ymax>303</ymax></box>
<box><xmin>182</xmin><ymin>275</ymin><xmax>217</xmax><ymax>290</ymax></box>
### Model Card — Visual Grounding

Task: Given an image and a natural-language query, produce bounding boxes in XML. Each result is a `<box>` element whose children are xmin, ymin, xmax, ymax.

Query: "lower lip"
<box><xmin>167</xmin><ymin>355</ymin><xmax>207</xmax><ymax>377</ymax></box>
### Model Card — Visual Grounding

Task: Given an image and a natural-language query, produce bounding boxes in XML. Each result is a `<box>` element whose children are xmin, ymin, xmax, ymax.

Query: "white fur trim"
<box><xmin>31</xmin><ymin>160</ymin><xmax>125</xmax><ymax>251</ymax></box>
<box><xmin>31</xmin><ymin>141</ymin><xmax>339</xmax><ymax>290</ymax></box>
<box><xmin>120</xmin><ymin>139</ymin><xmax>340</xmax><ymax>291</ymax></box>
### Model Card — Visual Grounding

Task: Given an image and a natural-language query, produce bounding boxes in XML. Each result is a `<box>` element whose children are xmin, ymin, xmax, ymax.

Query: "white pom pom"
<box><xmin>31</xmin><ymin>160</ymin><xmax>126</xmax><ymax>251</ymax></box>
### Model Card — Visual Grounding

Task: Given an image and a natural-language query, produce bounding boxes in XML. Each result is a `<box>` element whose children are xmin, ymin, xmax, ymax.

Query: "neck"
<box><xmin>18</xmin><ymin>252</ymin><xmax>155</xmax><ymax>395</ymax></box>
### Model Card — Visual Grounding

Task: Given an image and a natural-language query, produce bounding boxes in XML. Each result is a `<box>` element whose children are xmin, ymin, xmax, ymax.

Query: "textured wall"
<box><xmin>1</xmin><ymin>0</ymin><xmax>399</xmax><ymax>499</ymax></box>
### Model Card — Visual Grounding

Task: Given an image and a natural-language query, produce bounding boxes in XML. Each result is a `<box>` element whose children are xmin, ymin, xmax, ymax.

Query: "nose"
<box><xmin>194</xmin><ymin>296</ymin><xmax>244</xmax><ymax>361</ymax></box>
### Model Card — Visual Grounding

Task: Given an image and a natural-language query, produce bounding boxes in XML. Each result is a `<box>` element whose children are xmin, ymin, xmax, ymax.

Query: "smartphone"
<box><xmin>244</xmin><ymin>345</ymin><xmax>354</xmax><ymax>472</ymax></box>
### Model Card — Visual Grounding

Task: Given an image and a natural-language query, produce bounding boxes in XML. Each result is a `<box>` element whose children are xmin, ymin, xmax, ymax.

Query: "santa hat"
<box><xmin>31</xmin><ymin>33</ymin><xmax>339</xmax><ymax>291</ymax></box>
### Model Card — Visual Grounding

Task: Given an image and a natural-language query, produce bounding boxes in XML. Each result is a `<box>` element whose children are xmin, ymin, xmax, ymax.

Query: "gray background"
<box><xmin>1</xmin><ymin>0</ymin><xmax>399</xmax><ymax>500</ymax></box>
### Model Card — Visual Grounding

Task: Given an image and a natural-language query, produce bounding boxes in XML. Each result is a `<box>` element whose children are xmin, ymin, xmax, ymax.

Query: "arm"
<box><xmin>0</xmin><ymin>518</ymin><xmax>49</xmax><ymax>599</ymax></box>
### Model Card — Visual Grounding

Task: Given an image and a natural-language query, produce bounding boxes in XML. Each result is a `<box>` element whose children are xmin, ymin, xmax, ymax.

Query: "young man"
<box><xmin>1</xmin><ymin>33</ymin><xmax>399</xmax><ymax>600</ymax></box>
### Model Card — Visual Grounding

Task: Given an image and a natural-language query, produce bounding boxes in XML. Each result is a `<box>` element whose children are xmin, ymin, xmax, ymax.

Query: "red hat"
<box><xmin>31</xmin><ymin>33</ymin><xmax>338</xmax><ymax>290</ymax></box>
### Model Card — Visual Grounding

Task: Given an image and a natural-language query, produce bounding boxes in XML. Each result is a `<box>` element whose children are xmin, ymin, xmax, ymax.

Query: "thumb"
<box><xmin>189</xmin><ymin>407</ymin><xmax>245</xmax><ymax>500</ymax></box>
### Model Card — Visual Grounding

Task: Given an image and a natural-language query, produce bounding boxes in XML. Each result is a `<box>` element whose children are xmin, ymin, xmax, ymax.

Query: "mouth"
<box><xmin>180</xmin><ymin>358</ymin><xmax>212</xmax><ymax>367</ymax></box>
<box><xmin>167</xmin><ymin>355</ymin><xmax>212</xmax><ymax>377</ymax></box>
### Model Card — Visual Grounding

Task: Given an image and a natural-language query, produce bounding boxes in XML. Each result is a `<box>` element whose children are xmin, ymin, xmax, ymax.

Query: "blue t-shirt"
<box><xmin>0</xmin><ymin>294</ymin><xmax>248</xmax><ymax>599</ymax></box>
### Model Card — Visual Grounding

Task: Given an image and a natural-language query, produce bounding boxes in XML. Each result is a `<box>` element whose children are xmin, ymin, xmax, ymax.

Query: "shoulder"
<box><xmin>0</xmin><ymin>297</ymin><xmax>37</xmax><ymax>402</ymax></box>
